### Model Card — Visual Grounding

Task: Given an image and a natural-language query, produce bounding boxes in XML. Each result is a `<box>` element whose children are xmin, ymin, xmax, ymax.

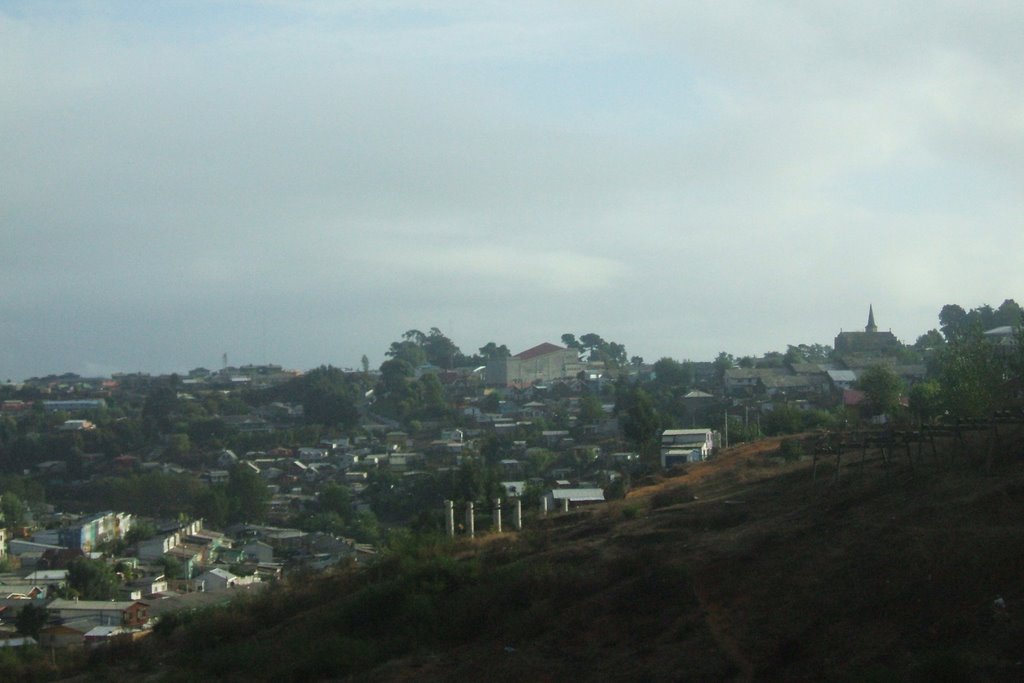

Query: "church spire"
<box><xmin>865</xmin><ymin>305</ymin><xmax>877</xmax><ymax>333</ymax></box>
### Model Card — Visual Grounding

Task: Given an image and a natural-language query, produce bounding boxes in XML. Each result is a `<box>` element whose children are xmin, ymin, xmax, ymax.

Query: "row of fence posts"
<box><xmin>444</xmin><ymin>496</ymin><xmax>571</xmax><ymax>538</ymax></box>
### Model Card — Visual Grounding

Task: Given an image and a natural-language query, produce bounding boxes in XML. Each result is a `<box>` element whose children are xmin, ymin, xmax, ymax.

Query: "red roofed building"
<box><xmin>485</xmin><ymin>343</ymin><xmax>584</xmax><ymax>388</ymax></box>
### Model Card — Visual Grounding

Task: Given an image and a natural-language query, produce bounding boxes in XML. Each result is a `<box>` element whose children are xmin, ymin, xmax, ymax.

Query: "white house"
<box><xmin>660</xmin><ymin>428</ymin><xmax>715</xmax><ymax>467</ymax></box>
<box><xmin>196</xmin><ymin>568</ymin><xmax>260</xmax><ymax>592</ymax></box>
<box><xmin>545</xmin><ymin>488</ymin><xmax>606</xmax><ymax>511</ymax></box>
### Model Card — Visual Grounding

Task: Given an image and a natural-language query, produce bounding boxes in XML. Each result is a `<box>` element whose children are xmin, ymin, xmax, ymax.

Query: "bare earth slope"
<box><xmin>366</xmin><ymin>433</ymin><xmax>1024</xmax><ymax>682</ymax></box>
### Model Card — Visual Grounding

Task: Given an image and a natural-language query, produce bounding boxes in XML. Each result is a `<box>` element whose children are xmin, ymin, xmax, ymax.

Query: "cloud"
<box><xmin>1</xmin><ymin>2</ymin><xmax>1022</xmax><ymax>378</ymax></box>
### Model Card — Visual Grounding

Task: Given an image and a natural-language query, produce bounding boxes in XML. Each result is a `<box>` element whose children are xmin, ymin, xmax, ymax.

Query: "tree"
<box><xmin>195</xmin><ymin>486</ymin><xmax>230</xmax><ymax>528</ymax></box>
<box><xmin>785</xmin><ymin>343</ymin><xmax>833</xmax><ymax>364</ymax></box>
<box><xmin>422</xmin><ymin>327</ymin><xmax>464</xmax><ymax>369</ymax></box>
<box><xmin>994</xmin><ymin>299</ymin><xmax>1024</xmax><ymax>327</ymax></box>
<box><xmin>618</xmin><ymin>386</ymin><xmax>661</xmax><ymax>464</ymax></box>
<box><xmin>857</xmin><ymin>365</ymin><xmax>903</xmax><ymax>418</ymax></box>
<box><xmin>226</xmin><ymin>463</ymin><xmax>270</xmax><ymax>524</ymax></box>
<box><xmin>318</xmin><ymin>483</ymin><xmax>352</xmax><ymax>520</ymax></box>
<box><xmin>165</xmin><ymin>433</ymin><xmax>191</xmax><ymax>460</ymax></box>
<box><xmin>0</xmin><ymin>491</ymin><xmax>26</xmax><ymax>528</ymax></box>
<box><xmin>478</xmin><ymin>342</ymin><xmax>511</xmax><ymax>361</ymax></box>
<box><xmin>158</xmin><ymin>555</ymin><xmax>184</xmax><ymax>580</ymax></box>
<box><xmin>269</xmin><ymin>365</ymin><xmax>363</xmax><ymax>430</ymax></box>
<box><xmin>937</xmin><ymin>330</ymin><xmax>1005</xmax><ymax>419</ymax></box>
<box><xmin>386</xmin><ymin>340</ymin><xmax>426</xmax><ymax>367</ymax></box>
<box><xmin>142</xmin><ymin>384</ymin><xmax>178</xmax><ymax>436</ymax></box>
<box><xmin>578</xmin><ymin>394</ymin><xmax>605</xmax><ymax>425</ymax></box>
<box><xmin>414</xmin><ymin>373</ymin><xmax>449</xmax><ymax>420</ymax></box>
<box><xmin>909</xmin><ymin>380</ymin><xmax>942</xmax><ymax>426</ymax></box>
<box><xmin>939</xmin><ymin>304</ymin><xmax>969</xmax><ymax>342</ymax></box>
<box><xmin>914</xmin><ymin>329</ymin><xmax>945</xmax><ymax>353</ymax></box>
<box><xmin>713</xmin><ymin>352</ymin><xmax>735</xmax><ymax>384</ymax></box>
<box><xmin>66</xmin><ymin>556</ymin><xmax>119</xmax><ymax>600</ymax></box>
<box><xmin>15</xmin><ymin>603</ymin><xmax>47</xmax><ymax>639</ymax></box>
<box><xmin>652</xmin><ymin>357</ymin><xmax>694</xmax><ymax>389</ymax></box>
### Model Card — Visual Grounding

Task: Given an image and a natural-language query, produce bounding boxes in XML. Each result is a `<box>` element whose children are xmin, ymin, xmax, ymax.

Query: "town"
<box><xmin>0</xmin><ymin>300</ymin><xmax>1020</xmax><ymax>653</ymax></box>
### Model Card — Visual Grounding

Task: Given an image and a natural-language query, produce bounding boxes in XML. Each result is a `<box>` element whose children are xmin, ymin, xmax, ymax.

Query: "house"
<box><xmin>297</xmin><ymin>447</ymin><xmax>329</xmax><ymax>462</ymax></box>
<box><xmin>46</xmin><ymin>599</ymin><xmax>150</xmax><ymax>628</ymax></box>
<box><xmin>83</xmin><ymin>625</ymin><xmax>126</xmax><ymax>647</ymax></box>
<box><xmin>545</xmin><ymin>488</ymin><xmax>606</xmax><ymax>510</ymax></box>
<box><xmin>0</xmin><ymin>637</ymin><xmax>37</xmax><ymax>648</ymax></box>
<box><xmin>39</xmin><ymin>621</ymin><xmax>93</xmax><ymax>649</ymax></box>
<box><xmin>827</xmin><ymin>369</ymin><xmax>858</xmax><ymax>391</ymax></box>
<box><xmin>387</xmin><ymin>452</ymin><xmax>424</xmax><ymax>472</ymax></box>
<box><xmin>58</xmin><ymin>419</ymin><xmax>96</xmax><ymax>431</ymax></box>
<box><xmin>201</xmin><ymin>470</ymin><xmax>230</xmax><ymax>485</ymax></box>
<box><xmin>137</xmin><ymin>533</ymin><xmax>180</xmax><ymax>562</ymax></box>
<box><xmin>195</xmin><ymin>568</ymin><xmax>260</xmax><ymax>592</ymax></box>
<box><xmin>660</xmin><ymin>428</ymin><xmax>715</xmax><ymax>467</ymax></box>
<box><xmin>724</xmin><ymin>368</ymin><xmax>768</xmax><ymax>395</ymax></box>
<box><xmin>41</xmin><ymin>399</ymin><xmax>106</xmax><ymax>413</ymax></box>
<box><xmin>385</xmin><ymin>432</ymin><xmax>410</xmax><ymax>452</ymax></box>
<box><xmin>501</xmin><ymin>481</ymin><xmax>527</xmax><ymax>498</ymax></box>
<box><xmin>541</xmin><ymin>430</ymin><xmax>571</xmax><ymax>448</ymax></box>
<box><xmin>241</xmin><ymin>541</ymin><xmax>274</xmax><ymax>564</ymax></box>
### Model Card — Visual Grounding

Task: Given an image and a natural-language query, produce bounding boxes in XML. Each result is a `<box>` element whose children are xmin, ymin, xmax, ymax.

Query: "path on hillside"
<box><xmin>693</xmin><ymin>569</ymin><xmax>754</xmax><ymax>682</ymax></box>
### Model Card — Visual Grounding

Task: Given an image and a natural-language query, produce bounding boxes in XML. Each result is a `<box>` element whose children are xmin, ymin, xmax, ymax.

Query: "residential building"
<box><xmin>661</xmin><ymin>428</ymin><xmax>715</xmax><ymax>467</ymax></box>
<box><xmin>58</xmin><ymin>512</ymin><xmax>132</xmax><ymax>553</ymax></box>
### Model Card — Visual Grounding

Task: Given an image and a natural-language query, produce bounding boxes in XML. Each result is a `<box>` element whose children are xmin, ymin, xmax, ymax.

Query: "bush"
<box><xmin>621</xmin><ymin>504</ymin><xmax>641</xmax><ymax>520</ymax></box>
<box><xmin>650</xmin><ymin>484</ymin><xmax>694</xmax><ymax>509</ymax></box>
<box><xmin>778</xmin><ymin>438</ymin><xmax>804</xmax><ymax>462</ymax></box>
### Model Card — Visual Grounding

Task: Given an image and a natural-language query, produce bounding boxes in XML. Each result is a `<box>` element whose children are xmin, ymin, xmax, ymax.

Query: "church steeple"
<box><xmin>865</xmin><ymin>305</ymin><xmax>878</xmax><ymax>333</ymax></box>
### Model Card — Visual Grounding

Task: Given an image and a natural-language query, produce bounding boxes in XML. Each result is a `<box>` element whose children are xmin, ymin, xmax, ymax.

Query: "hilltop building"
<box><xmin>834</xmin><ymin>306</ymin><xmax>902</xmax><ymax>356</ymax></box>
<box><xmin>485</xmin><ymin>343</ymin><xmax>584</xmax><ymax>388</ymax></box>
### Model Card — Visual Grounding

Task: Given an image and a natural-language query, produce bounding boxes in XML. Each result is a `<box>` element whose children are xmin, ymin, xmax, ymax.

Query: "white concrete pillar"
<box><xmin>493</xmin><ymin>498</ymin><xmax>502</xmax><ymax>533</ymax></box>
<box><xmin>513</xmin><ymin>498</ymin><xmax>522</xmax><ymax>531</ymax></box>
<box><xmin>444</xmin><ymin>500</ymin><xmax>455</xmax><ymax>538</ymax></box>
<box><xmin>562</xmin><ymin>497</ymin><xmax>570</xmax><ymax>513</ymax></box>
<box><xmin>465</xmin><ymin>501</ymin><xmax>475</xmax><ymax>538</ymax></box>
<box><xmin>541</xmin><ymin>496</ymin><xmax>548</xmax><ymax>517</ymax></box>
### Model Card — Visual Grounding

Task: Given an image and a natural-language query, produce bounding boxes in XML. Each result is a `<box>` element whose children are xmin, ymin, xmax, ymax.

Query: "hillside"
<box><xmin>65</xmin><ymin>429</ymin><xmax>1024</xmax><ymax>682</ymax></box>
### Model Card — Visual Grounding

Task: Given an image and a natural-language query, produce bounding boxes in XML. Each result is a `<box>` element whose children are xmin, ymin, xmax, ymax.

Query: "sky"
<box><xmin>2</xmin><ymin>1</ymin><xmax>1023</xmax><ymax>380</ymax></box>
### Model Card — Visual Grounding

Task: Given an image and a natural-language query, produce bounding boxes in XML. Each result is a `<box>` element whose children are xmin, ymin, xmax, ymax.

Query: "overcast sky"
<box><xmin>2</xmin><ymin>1</ymin><xmax>1022</xmax><ymax>380</ymax></box>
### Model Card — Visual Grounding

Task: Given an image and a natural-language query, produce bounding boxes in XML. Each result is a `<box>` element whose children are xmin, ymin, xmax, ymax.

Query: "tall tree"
<box><xmin>937</xmin><ymin>330</ymin><xmax>1005</xmax><ymax>419</ymax></box>
<box><xmin>478</xmin><ymin>342</ymin><xmax>511</xmax><ymax>361</ymax></box>
<box><xmin>939</xmin><ymin>304</ymin><xmax>969</xmax><ymax>342</ymax></box>
<box><xmin>226</xmin><ymin>463</ymin><xmax>270</xmax><ymax>524</ymax></box>
<box><xmin>857</xmin><ymin>365</ymin><xmax>903</xmax><ymax>418</ymax></box>
<box><xmin>66</xmin><ymin>557</ymin><xmax>119</xmax><ymax>600</ymax></box>
<box><xmin>617</xmin><ymin>385</ymin><xmax>661</xmax><ymax>463</ymax></box>
<box><xmin>15</xmin><ymin>603</ymin><xmax>48</xmax><ymax>639</ymax></box>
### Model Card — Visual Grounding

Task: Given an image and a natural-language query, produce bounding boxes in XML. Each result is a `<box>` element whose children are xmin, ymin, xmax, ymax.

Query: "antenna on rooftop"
<box><xmin>222</xmin><ymin>353</ymin><xmax>228</xmax><ymax>370</ymax></box>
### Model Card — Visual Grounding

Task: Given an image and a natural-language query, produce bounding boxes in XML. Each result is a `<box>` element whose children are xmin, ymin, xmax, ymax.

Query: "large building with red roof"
<box><xmin>485</xmin><ymin>343</ymin><xmax>584</xmax><ymax>387</ymax></box>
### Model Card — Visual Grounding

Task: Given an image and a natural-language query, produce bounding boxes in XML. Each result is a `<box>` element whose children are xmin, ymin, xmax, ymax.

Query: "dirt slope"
<box><xmin>366</xmin><ymin>431</ymin><xmax>1024</xmax><ymax>682</ymax></box>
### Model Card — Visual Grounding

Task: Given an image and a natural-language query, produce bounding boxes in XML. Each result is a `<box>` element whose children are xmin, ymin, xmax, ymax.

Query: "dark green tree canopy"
<box><xmin>857</xmin><ymin>365</ymin><xmax>903</xmax><ymax>417</ymax></box>
<box><xmin>66</xmin><ymin>556</ymin><xmax>119</xmax><ymax>600</ymax></box>
<box><xmin>386</xmin><ymin>328</ymin><xmax>468</xmax><ymax>370</ymax></box>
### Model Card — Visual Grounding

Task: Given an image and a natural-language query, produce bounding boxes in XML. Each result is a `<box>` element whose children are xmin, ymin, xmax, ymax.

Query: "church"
<box><xmin>834</xmin><ymin>306</ymin><xmax>903</xmax><ymax>356</ymax></box>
